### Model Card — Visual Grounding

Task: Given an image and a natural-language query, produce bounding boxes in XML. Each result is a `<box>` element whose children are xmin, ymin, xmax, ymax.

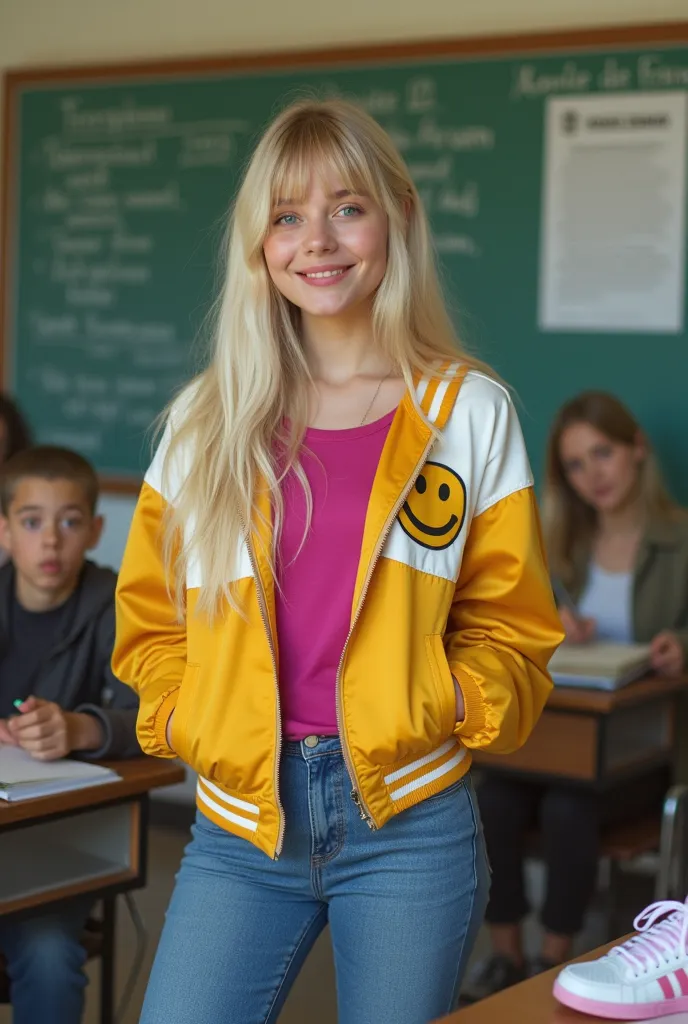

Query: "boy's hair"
<box><xmin>0</xmin><ymin>394</ymin><xmax>33</xmax><ymax>460</ymax></box>
<box><xmin>0</xmin><ymin>446</ymin><xmax>99</xmax><ymax>515</ymax></box>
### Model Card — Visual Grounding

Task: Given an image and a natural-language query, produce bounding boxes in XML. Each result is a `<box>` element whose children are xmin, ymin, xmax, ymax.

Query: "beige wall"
<box><xmin>1</xmin><ymin>0</ymin><xmax>687</xmax><ymax>70</ymax></box>
<box><xmin>1</xmin><ymin>0</ymin><xmax>686</xmax><ymax>569</ymax></box>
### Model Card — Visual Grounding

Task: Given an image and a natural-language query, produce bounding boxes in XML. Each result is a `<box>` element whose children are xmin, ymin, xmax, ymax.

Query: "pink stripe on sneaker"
<box><xmin>554</xmin><ymin>980</ymin><xmax>688</xmax><ymax>1020</ymax></box>
<box><xmin>659</xmin><ymin>976</ymin><xmax>675</xmax><ymax>999</ymax></box>
<box><xmin>676</xmin><ymin>969</ymin><xmax>688</xmax><ymax>995</ymax></box>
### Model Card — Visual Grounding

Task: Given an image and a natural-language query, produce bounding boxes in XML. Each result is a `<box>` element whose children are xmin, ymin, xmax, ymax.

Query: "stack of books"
<box><xmin>0</xmin><ymin>745</ymin><xmax>118</xmax><ymax>802</ymax></box>
<box><xmin>549</xmin><ymin>642</ymin><xmax>651</xmax><ymax>691</ymax></box>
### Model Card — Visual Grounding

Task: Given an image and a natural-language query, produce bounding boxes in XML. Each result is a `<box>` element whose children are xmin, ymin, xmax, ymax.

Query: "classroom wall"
<box><xmin>2</xmin><ymin>0</ymin><xmax>686</xmax><ymax>68</ymax></box>
<box><xmin>1</xmin><ymin>0</ymin><xmax>686</xmax><ymax>567</ymax></box>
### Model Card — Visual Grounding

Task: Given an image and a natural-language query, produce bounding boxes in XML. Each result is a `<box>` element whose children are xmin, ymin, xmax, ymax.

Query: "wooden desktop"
<box><xmin>436</xmin><ymin>938</ymin><xmax>628</xmax><ymax>1023</ymax></box>
<box><xmin>0</xmin><ymin>757</ymin><xmax>185</xmax><ymax>919</ymax></box>
<box><xmin>473</xmin><ymin>675</ymin><xmax>688</xmax><ymax>787</ymax></box>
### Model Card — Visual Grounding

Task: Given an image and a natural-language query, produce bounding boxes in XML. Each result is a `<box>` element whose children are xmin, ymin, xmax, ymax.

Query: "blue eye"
<box><xmin>275</xmin><ymin>213</ymin><xmax>299</xmax><ymax>226</ymax></box>
<box><xmin>337</xmin><ymin>204</ymin><xmax>363</xmax><ymax>217</ymax></box>
<box><xmin>61</xmin><ymin>517</ymin><xmax>83</xmax><ymax>530</ymax></box>
<box><xmin>21</xmin><ymin>518</ymin><xmax>41</xmax><ymax>531</ymax></box>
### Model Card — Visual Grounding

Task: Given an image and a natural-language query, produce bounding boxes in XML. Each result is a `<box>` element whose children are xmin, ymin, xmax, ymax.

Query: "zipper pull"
<box><xmin>351</xmin><ymin>790</ymin><xmax>377</xmax><ymax>830</ymax></box>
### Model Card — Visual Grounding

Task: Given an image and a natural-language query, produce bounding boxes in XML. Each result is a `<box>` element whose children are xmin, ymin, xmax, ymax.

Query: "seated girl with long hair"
<box><xmin>469</xmin><ymin>391</ymin><xmax>688</xmax><ymax>1001</ymax></box>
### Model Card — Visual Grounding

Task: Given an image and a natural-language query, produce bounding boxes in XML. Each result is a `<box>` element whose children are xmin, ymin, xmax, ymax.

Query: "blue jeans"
<box><xmin>0</xmin><ymin>899</ymin><xmax>91</xmax><ymax>1024</ymax></box>
<box><xmin>142</xmin><ymin>736</ymin><xmax>490</xmax><ymax>1024</ymax></box>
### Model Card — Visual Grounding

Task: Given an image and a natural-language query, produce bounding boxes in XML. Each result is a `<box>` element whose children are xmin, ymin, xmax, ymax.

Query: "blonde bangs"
<box><xmin>269</xmin><ymin>114</ymin><xmax>387</xmax><ymax>218</ymax></box>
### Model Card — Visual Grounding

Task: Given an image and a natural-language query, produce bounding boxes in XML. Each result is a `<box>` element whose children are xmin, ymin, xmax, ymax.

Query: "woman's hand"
<box><xmin>650</xmin><ymin>631</ymin><xmax>684</xmax><ymax>677</ymax></box>
<box><xmin>452</xmin><ymin>675</ymin><xmax>465</xmax><ymax>723</ymax></box>
<box><xmin>166</xmin><ymin>710</ymin><xmax>176</xmax><ymax>751</ymax></box>
<box><xmin>560</xmin><ymin>606</ymin><xmax>596</xmax><ymax>645</ymax></box>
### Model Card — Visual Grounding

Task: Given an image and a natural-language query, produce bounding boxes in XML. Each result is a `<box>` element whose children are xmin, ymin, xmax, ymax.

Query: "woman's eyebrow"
<box><xmin>274</xmin><ymin>189</ymin><xmax>363</xmax><ymax>207</ymax></box>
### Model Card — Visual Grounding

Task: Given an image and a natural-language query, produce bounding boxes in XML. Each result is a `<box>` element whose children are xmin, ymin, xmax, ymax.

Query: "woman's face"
<box><xmin>262</xmin><ymin>172</ymin><xmax>389</xmax><ymax>323</ymax></box>
<box><xmin>558</xmin><ymin>421</ymin><xmax>644</xmax><ymax>515</ymax></box>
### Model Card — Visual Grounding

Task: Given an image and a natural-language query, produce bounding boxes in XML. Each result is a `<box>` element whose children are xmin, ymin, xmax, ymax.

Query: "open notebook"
<box><xmin>0</xmin><ymin>745</ymin><xmax>119</xmax><ymax>802</ymax></box>
<box><xmin>549</xmin><ymin>642</ymin><xmax>652</xmax><ymax>691</ymax></box>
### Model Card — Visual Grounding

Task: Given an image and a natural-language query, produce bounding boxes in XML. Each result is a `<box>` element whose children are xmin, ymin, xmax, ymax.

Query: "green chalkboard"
<box><xmin>3</xmin><ymin>25</ymin><xmax>688</xmax><ymax>492</ymax></box>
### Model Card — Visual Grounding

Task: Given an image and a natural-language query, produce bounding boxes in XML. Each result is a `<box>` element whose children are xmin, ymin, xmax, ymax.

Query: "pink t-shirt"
<box><xmin>276</xmin><ymin>411</ymin><xmax>395</xmax><ymax>740</ymax></box>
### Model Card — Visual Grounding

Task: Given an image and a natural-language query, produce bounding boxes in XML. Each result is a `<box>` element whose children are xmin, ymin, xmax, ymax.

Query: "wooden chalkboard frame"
<box><xmin>3</xmin><ymin>19</ymin><xmax>688</xmax><ymax>492</ymax></box>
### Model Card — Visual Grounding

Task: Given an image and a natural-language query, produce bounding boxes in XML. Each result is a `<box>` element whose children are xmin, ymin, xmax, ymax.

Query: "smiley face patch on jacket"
<box><xmin>383</xmin><ymin>372</ymin><xmax>534</xmax><ymax>583</ymax></box>
<box><xmin>399</xmin><ymin>462</ymin><xmax>467</xmax><ymax>550</ymax></box>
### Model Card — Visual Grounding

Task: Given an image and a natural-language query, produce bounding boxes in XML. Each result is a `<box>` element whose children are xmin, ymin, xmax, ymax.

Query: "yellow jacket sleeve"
<box><xmin>445</xmin><ymin>486</ymin><xmax>564</xmax><ymax>753</ymax></box>
<box><xmin>112</xmin><ymin>480</ymin><xmax>185</xmax><ymax>759</ymax></box>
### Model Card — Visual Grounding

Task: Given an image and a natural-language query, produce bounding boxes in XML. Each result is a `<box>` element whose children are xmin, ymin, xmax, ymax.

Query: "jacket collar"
<box><xmin>643</xmin><ymin>515</ymin><xmax>687</xmax><ymax>548</ymax></box>
<box><xmin>570</xmin><ymin>514</ymin><xmax>687</xmax><ymax>597</ymax></box>
<box><xmin>0</xmin><ymin>560</ymin><xmax>116</xmax><ymax>649</ymax></box>
<box><xmin>250</xmin><ymin>363</ymin><xmax>469</xmax><ymax>633</ymax></box>
<box><xmin>634</xmin><ymin>515</ymin><xmax>687</xmax><ymax>588</ymax></box>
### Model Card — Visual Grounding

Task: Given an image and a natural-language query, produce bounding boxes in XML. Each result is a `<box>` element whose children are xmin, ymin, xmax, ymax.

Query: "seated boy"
<box><xmin>0</xmin><ymin>445</ymin><xmax>139</xmax><ymax>1024</ymax></box>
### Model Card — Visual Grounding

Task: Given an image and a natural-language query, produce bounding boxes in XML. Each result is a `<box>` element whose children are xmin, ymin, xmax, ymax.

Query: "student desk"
<box><xmin>437</xmin><ymin>938</ymin><xmax>626</xmax><ymax>1023</ymax></box>
<box><xmin>472</xmin><ymin>676</ymin><xmax>688</xmax><ymax>788</ymax></box>
<box><xmin>0</xmin><ymin>757</ymin><xmax>184</xmax><ymax>1022</ymax></box>
<box><xmin>0</xmin><ymin>756</ymin><xmax>184</xmax><ymax>918</ymax></box>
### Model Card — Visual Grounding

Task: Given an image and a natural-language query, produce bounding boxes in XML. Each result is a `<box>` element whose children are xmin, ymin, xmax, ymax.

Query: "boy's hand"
<box><xmin>9</xmin><ymin>698</ymin><xmax>104</xmax><ymax>761</ymax></box>
<box><xmin>0</xmin><ymin>719</ymin><xmax>16</xmax><ymax>745</ymax></box>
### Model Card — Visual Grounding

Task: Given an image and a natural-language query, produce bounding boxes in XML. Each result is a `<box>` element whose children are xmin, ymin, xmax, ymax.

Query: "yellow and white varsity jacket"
<box><xmin>113</xmin><ymin>366</ymin><xmax>564</xmax><ymax>859</ymax></box>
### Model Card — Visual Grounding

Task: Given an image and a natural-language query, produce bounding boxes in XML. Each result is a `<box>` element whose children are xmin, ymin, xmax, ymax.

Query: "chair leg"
<box><xmin>115</xmin><ymin>895</ymin><xmax>149</xmax><ymax>1023</ymax></box>
<box><xmin>655</xmin><ymin>784</ymin><xmax>688</xmax><ymax>901</ymax></box>
<box><xmin>605</xmin><ymin>857</ymin><xmax>618</xmax><ymax>941</ymax></box>
<box><xmin>100</xmin><ymin>897</ymin><xmax>117</xmax><ymax>1024</ymax></box>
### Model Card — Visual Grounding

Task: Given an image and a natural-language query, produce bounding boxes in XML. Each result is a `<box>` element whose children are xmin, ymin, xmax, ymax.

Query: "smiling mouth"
<box><xmin>302</xmin><ymin>268</ymin><xmax>347</xmax><ymax>279</ymax></box>
<box><xmin>296</xmin><ymin>265</ymin><xmax>354</xmax><ymax>283</ymax></box>
<box><xmin>402</xmin><ymin>504</ymin><xmax>458</xmax><ymax>536</ymax></box>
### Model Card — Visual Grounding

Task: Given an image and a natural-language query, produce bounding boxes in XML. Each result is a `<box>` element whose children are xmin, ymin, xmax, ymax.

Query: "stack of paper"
<box><xmin>549</xmin><ymin>642</ymin><xmax>652</xmax><ymax>691</ymax></box>
<box><xmin>0</xmin><ymin>745</ymin><xmax>119</xmax><ymax>801</ymax></box>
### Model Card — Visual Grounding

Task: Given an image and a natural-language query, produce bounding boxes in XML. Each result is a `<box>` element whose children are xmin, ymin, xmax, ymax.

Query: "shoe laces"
<box><xmin>608</xmin><ymin>898</ymin><xmax>688</xmax><ymax>978</ymax></box>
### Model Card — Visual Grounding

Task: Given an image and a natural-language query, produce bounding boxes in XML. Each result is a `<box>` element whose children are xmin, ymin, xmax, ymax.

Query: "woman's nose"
<box><xmin>303</xmin><ymin>216</ymin><xmax>337</xmax><ymax>255</ymax></box>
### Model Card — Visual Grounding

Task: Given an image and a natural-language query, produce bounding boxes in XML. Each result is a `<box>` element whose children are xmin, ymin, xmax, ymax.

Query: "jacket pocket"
<box><xmin>425</xmin><ymin>633</ymin><xmax>458</xmax><ymax>736</ymax></box>
<box><xmin>170</xmin><ymin>663</ymin><xmax>200</xmax><ymax>762</ymax></box>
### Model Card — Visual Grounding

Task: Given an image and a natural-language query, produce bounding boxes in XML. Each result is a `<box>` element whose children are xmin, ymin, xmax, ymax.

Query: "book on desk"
<box><xmin>549</xmin><ymin>641</ymin><xmax>652</xmax><ymax>692</ymax></box>
<box><xmin>0</xmin><ymin>744</ymin><xmax>119</xmax><ymax>801</ymax></box>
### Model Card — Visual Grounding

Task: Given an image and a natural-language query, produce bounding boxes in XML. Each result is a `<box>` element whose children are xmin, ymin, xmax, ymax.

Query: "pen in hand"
<box><xmin>552</xmin><ymin>580</ymin><xmax>580</xmax><ymax>620</ymax></box>
<box><xmin>552</xmin><ymin>580</ymin><xmax>596</xmax><ymax>644</ymax></box>
<box><xmin>0</xmin><ymin>699</ymin><xmax>25</xmax><ymax>745</ymax></box>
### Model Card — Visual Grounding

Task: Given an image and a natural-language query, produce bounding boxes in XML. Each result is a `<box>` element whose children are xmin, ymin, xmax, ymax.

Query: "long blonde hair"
<box><xmin>161</xmin><ymin>98</ymin><xmax>490</xmax><ymax>616</ymax></box>
<box><xmin>542</xmin><ymin>391</ymin><xmax>681</xmax><ymax>584</ymax></box>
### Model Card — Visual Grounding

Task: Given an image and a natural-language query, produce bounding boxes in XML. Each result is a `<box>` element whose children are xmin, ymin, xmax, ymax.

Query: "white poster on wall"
<box><xmin>539</xmin><ymin>91</ymin><xmax>687</xmax><ymax>333</ymax></box>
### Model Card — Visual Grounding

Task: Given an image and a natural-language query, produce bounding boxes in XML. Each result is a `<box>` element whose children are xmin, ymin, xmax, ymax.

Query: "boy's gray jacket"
<box><xmin>0</xmin><ymin>560</ymin><xmax>140</xmax><ymax>758</ymax></box>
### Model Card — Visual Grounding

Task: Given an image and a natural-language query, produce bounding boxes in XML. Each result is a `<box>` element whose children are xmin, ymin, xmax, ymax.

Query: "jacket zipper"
<box><xmin>241</xmin><ymin>519</ymin><xmax>286</xmax><ymax>859</ymax></box>
<box><xmin>335</xmin><ymin>436</ymin><xmax>435</xmax><ymax>829</ymax></box>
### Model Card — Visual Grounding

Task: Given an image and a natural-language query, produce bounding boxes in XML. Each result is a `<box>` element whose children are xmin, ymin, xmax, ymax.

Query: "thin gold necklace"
<box><xmin>359</xmin><ymin>367</ymin><xmax>393</xmax><ymax>426</ymax></box>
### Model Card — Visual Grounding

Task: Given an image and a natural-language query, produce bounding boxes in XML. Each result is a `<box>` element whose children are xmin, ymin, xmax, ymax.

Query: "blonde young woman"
<box><xmin>472</xmin><ymin>391</ymin><xmax>688</xmax><ymax>1001</ymax></box>
<box><xmin>113</xmin><ymin>100</ymin><xmax>562</xmax><ymax>1024</ymax></box>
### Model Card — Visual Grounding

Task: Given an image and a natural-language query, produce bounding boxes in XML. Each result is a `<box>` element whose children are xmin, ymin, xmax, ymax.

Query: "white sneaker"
<box><xmin>554</xmin><ymin>898</ymin><xmax>688</xmax><ymax>1019</ymax></box>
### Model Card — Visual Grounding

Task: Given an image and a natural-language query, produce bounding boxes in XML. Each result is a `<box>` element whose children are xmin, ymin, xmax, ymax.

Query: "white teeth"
<box><xmin>304</xmin><ymin>268</ymin><xmax>346</xmax><ymax>279</ymax></box>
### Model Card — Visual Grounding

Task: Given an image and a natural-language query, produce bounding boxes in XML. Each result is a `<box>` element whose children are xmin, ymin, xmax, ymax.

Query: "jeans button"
<box><xmin>304</xmin><ymin>735</ymin><xmax>319</xmax><ymax>748</ymax></box>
